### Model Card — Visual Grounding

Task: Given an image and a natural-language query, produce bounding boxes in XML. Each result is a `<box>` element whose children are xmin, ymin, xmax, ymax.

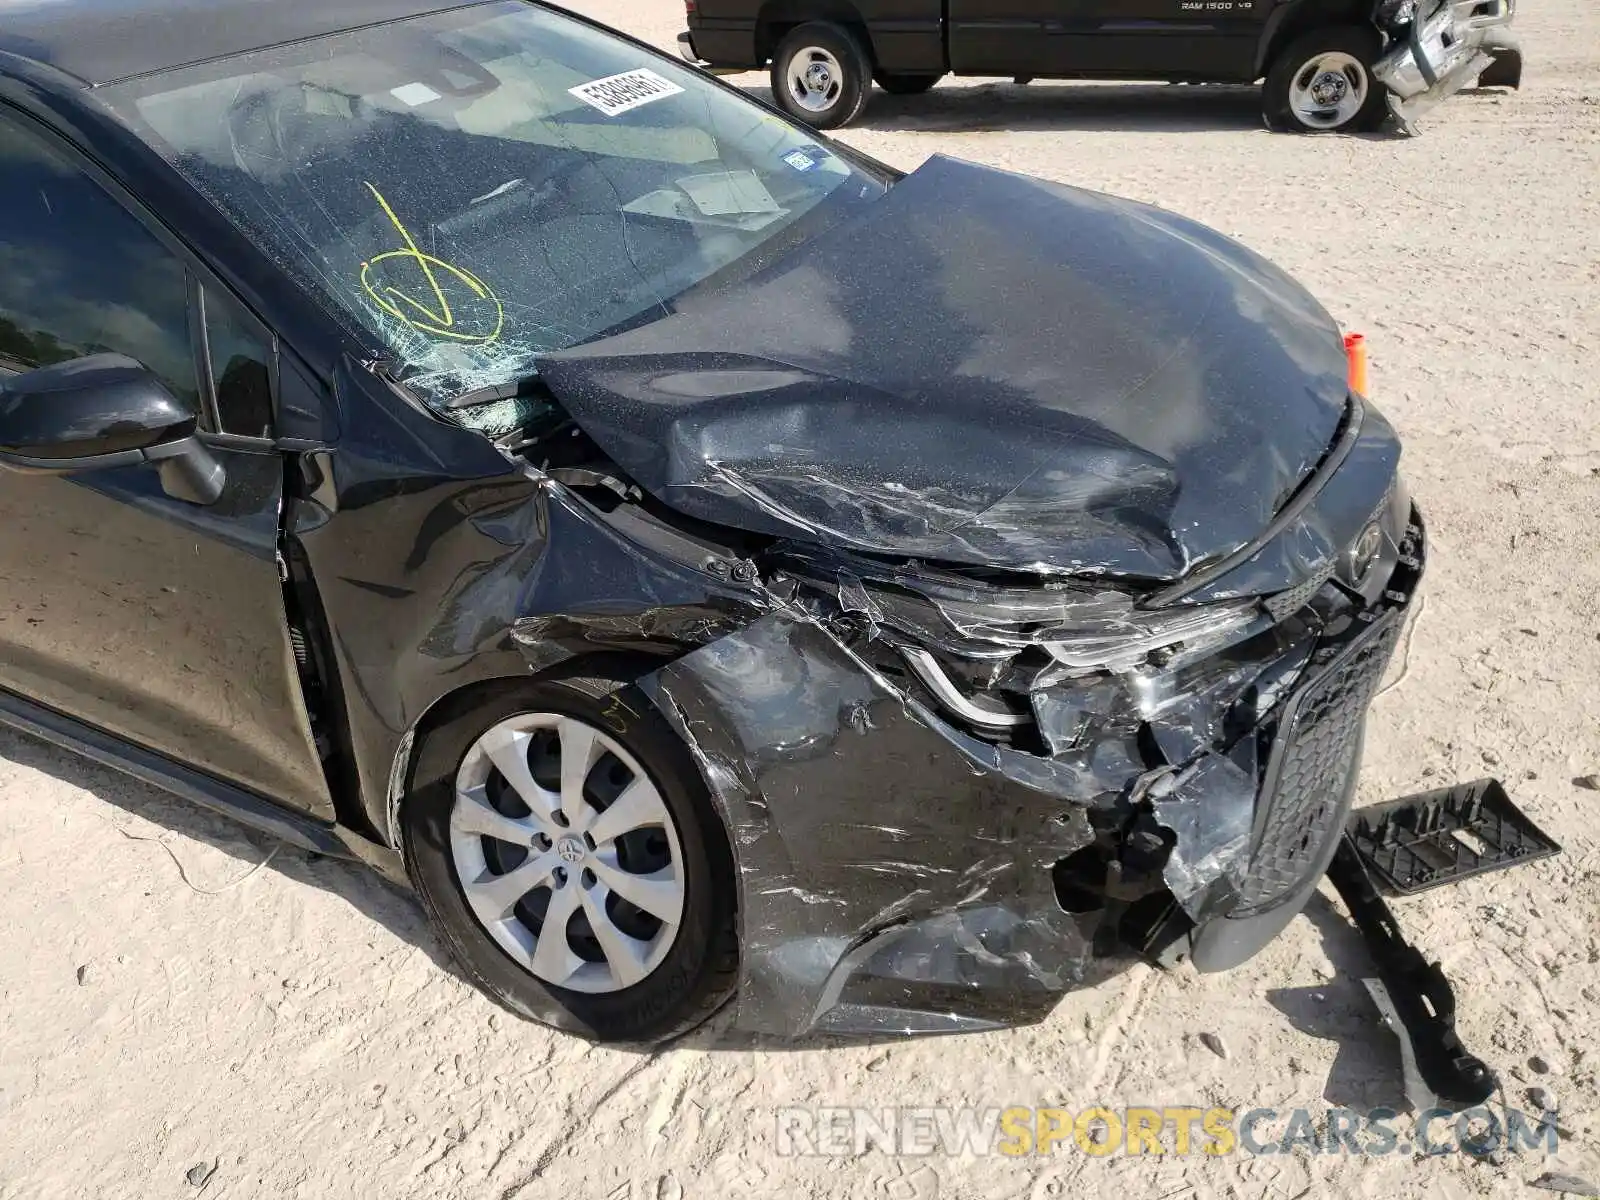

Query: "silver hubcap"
<box><xmin>449</xmin><ymin>713</ymin><xmax>685</xmax><ymax>994</ymax></box>
<box><xmin>1289</xmin><ymin>52</ymin><xmax>1369</xmax><ymax>128</ymax></box>
<box><xmin>787</xmin><ymin>46</ymin><xmax>844</xmax><ymax>113</ymax></box>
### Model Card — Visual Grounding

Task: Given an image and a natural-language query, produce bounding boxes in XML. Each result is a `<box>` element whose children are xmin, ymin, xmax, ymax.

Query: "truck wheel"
<box><xmin>1263</xmin><ymin>27</ymin><xmax>1389</xmax><ymax>133</ymax></box>
<box><xmin>1475</xmin><ymin>33</ymin><xmax>1522</xmax><ymax>89</ymax></box>
<box><xmin>771</xmin><ymin>23</ymin><xmax>873</xmax><ymax>129</ymax></box>
<box><xmin>875</xmin><ymin>72</ymin><xmax>943</xmax><ymax>95</ymax></box>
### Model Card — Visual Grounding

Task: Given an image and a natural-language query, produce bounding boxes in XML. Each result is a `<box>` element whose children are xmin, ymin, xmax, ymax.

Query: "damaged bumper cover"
<box><xmin>1375</xmin><ymin>0</ymin><xmax>1506</xmax><ymax>132</ymax></box>
<box><xmin>640</xmin><ymin>613</ymin><xmax>1107</xmax><ymax>1036</ymax></box>
<box><xmin>509</xmin><ymin>155</ymin><xmax>1429</xmax><ymax>1038</ymax></box>
<box><xmin>624</xmin><ymin>449</ymin><xmax>1424</xmax><ymax>1037</ymax></box>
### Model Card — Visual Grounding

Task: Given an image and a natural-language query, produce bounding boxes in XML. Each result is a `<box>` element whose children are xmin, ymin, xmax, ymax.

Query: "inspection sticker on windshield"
<box><xmin>781</xmin><ymin>148</ymin><xmax>821</xmax><ymax>172</ymax></box>
<box><xmin>390</xmin><ymin>82</ymin><xmax>442</xmax><ymax>107</ymax></box>
<box><xmin>569</xmin><ymin>69</ymin><xmax>685</xmax><ymax>116</ymax></box>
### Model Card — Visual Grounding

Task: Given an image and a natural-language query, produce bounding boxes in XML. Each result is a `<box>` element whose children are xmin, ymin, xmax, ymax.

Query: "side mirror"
<box><xmin>0</xmin><ymin>354</ymin><xmax>225</xmax><ymax>504</ymax></box>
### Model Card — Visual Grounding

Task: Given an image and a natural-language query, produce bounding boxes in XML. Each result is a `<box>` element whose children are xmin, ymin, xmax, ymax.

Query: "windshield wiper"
<box><xmin>441</xmin><ymin>372</ymin><xmax>549</xmax><ymax>411</ymax></box>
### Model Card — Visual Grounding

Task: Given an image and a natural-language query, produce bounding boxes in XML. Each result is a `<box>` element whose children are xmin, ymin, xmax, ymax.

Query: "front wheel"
<box><xmin>1262</xmin><ymin>28</ymin><xmax>1390</xmax><ymax>133</ymax></box>
<box><xmin>770</xmin><ymin>22</ymin><xmax>873</xmax><ymax>129</ymax></box>
<box><xmin>402</xmin><ymin>673</ymin><xmax>739</xmax><ymax>1044</ymax></box>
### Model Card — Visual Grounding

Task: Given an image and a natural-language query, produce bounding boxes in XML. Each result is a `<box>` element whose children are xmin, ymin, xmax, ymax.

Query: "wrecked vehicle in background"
<box><xmin>2</xmin><ymin>0</ymin><xmax>1421</xmax><ymax>1044</ymax></box>
<box><xmin>681</xmin><ymin>0</ymin><xmax>1522</xmax><ymax>134</ymax></box>
<box><xmin>1374</xmin><ymin>0</ymin><xmax>1523</xmax><ymax>131</ymax></box>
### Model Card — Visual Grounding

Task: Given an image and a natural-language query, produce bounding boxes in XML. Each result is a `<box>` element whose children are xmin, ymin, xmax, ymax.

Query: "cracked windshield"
<box><xmin>110</xmin><ymin>1</ymin><xmax>887</xmax><ymax>423</ymax></box>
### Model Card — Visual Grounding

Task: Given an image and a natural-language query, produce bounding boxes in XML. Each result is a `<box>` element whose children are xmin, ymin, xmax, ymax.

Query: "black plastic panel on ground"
<box><xmin>1347</xmin><ymin>778</ymin><xmax>1562</xmax><ymax>895</ymax></box>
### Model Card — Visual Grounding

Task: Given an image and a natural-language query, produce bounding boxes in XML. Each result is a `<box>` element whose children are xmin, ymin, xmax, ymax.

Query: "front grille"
<box><xmin>1233</xmin><ymin>612</ymin><xmax>1402</xmax><ymax>912</ymax></box>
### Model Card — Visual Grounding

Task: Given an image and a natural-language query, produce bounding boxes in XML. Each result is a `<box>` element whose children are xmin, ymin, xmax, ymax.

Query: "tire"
<box><xmin>1262</xmin><ymin>27</ymin><xmax>1390</xmax><ymax>133</ymax></box>
<box><xmin>1475</xmin><ymin>44</ymin><xmax>1522</xmax><ymax>89</ymax></box>
<box><xmin>875</xmin><ymin>72</ymin><xmax>942</xmax><ymax>96</ymax></box>
<box><xmin>770</xmin><ymin>22</ymin><xmax>873</xmax><ymax>129</ymax></box>
<box><xmin>402</xmin><ymin>671</ymin><xmax>739</xmax><ymax>1045</ymax></box>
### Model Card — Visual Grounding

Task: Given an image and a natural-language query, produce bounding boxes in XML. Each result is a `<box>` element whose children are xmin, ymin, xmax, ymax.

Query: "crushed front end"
<box><xmin>630</xmin><ymin>396</ymin><xmax>1422</xmax><ymax>1037</ymax></box>
<box><xmin>505</xmin><ymin>156</ymin><xmax>1431</xmax><ymax>1037</ymax></box>
<box><xmin>1373</xmin><ymin>0</ymin><xmax>1513</xmax><ymax>131</ymax></box>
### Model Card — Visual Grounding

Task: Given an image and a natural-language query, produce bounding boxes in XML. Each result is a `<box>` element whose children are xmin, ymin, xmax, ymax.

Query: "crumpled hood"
<box><xmin>540</xmin><ymin>154</ymin><xmax>1351</xmax><ymax>581</ymax></box>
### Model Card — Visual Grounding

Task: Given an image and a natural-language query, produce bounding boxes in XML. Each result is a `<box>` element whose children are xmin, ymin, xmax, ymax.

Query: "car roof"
<box><xmin>0</xmin><ymin>0</ymin><xmax>493</xmax><ymax>88</ymax></box>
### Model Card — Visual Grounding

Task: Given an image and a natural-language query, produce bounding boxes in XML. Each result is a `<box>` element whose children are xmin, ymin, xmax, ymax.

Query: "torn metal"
<box><xmin>1147</xmin><ymin>755</ymin><xmax>1257</xmax><ymax>919</ymax></box>
<box><xmin>539</xmin><ymin>155</ymin><xmax>1360</xmax><ymax>583</ymax></box>
<box><xmin>639</xmin><ymin>613</ymin><xmax>1102</xmax><ymax>1036</ymax></box>
<box><xmin>285</xmin><ymin>341</ymin><xmax>1420</xmax><ymax>1035</ymax></box>
<box><xmin>1373</xmin><ymin>0</ymin><xmax>1505</xmax><ymax>133</ymax></box>
<box><xmin>253</xmin><ymin>144</ymin><xmax>1428</xmax><ymax>1037</ymax></box>
<box><xmin>614</xmin><ymin>490</ymin><xmax>1420</xmax><ymax>1033</ymax></box>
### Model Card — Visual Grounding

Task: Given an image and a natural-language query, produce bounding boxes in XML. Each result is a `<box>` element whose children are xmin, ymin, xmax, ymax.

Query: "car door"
<box><xmin>1040</xmin><ymin>0</ymin><xmax>1265</xmax><ymax>78</ymax></box>
<box><xmin>0</xmin><ymin>106</ymin><xmax>334</xmax><ymax>819</ymax></box>
<box><xmin>947</xmin><ymin>0</ymin><xmax>1058</xmax><ymax>73</ymax></box>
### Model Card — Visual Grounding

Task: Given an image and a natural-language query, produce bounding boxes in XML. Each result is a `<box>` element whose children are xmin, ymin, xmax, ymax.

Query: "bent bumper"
<box><xmin>639</xmin><ymin>498</ymin><xmax>1425</xmax><ymax>1038</ymax></box>
<box><xmin>640</xmin><ymin>614</ymin><xmax>1106</xmax><ymax>1037</ymax></box>
<box><xmin>1374</xmin><ymin>0</ymin><xmax>1503</xmax><ymax>130</ymax></box>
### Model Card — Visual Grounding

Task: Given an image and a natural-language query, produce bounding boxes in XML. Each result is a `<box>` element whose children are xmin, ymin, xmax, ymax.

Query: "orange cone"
<box><xmin>1344</xmin><ymin>332</ymin><xmax>1369</xmax><ymax>397</ymax></box>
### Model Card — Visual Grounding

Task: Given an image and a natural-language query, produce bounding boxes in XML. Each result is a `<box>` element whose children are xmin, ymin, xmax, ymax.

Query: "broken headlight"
<box><xmin>1036</xmin><ymin>598</ymin><xmax>1265</xmax><ymax>674</ymax></box>
<box><xmin>894</xmin><ymin>593</ymin><xmax>1268</xmax><ymax>737</ymax></box>
<box><xmin>790</xmin><ymin>552</ymin><xmax>1270</xmax><ymax>736</ymax></box>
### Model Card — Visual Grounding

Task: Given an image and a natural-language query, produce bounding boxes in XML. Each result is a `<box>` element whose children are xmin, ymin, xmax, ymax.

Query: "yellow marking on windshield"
<box><xmin>359</xmin><ymin>182</ymin><xmax>504</xmax><ymax>344</ymax></box>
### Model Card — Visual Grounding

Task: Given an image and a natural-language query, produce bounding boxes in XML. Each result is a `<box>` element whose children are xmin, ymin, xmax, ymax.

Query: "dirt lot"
<box><xmin>3</xmin><ymin>3</ymin><xmax>1598</xmax><ymax>1197</ymax></box>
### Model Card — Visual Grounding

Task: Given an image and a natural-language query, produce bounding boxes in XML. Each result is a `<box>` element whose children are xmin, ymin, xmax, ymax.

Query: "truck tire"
<box><xmin>1262</xmin><ymin>27</ymin><xmax>1390</xmax><ymax>133</ymax></box>
<box><xmin>771</xmin><ymin>23</ymin><xmax>873</xmax><ymax>129</ymax></box>
<box><xmin>1475</xmin><ymin>32</ymin><xmax>1522</xmax><ymax>89</ymax></box>
<box><xmin>875</xmin><ymin>72</ymin><xmax>942</xmax><ymax>95</ymax></box>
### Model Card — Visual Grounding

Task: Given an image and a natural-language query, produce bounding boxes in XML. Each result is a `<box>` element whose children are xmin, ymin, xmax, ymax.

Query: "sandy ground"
<box><xmin>4</xmin><ymin>3</ymin><xmax>1599</xmax><ymax>1197</ymax></box>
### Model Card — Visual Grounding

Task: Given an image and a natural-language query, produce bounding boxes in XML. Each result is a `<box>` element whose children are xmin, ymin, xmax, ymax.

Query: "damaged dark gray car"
<box><xmin>0</xmin><ymin>0</ymin><xmax>1420</xmax><ymax>1043</ymax></box>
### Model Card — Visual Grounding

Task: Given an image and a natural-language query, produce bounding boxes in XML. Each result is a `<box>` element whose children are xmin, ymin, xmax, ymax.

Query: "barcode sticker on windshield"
<box><xmin>569</xmin><ymin>69</ymin><xmax>685</xmax><ymax>117</ymax></box>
